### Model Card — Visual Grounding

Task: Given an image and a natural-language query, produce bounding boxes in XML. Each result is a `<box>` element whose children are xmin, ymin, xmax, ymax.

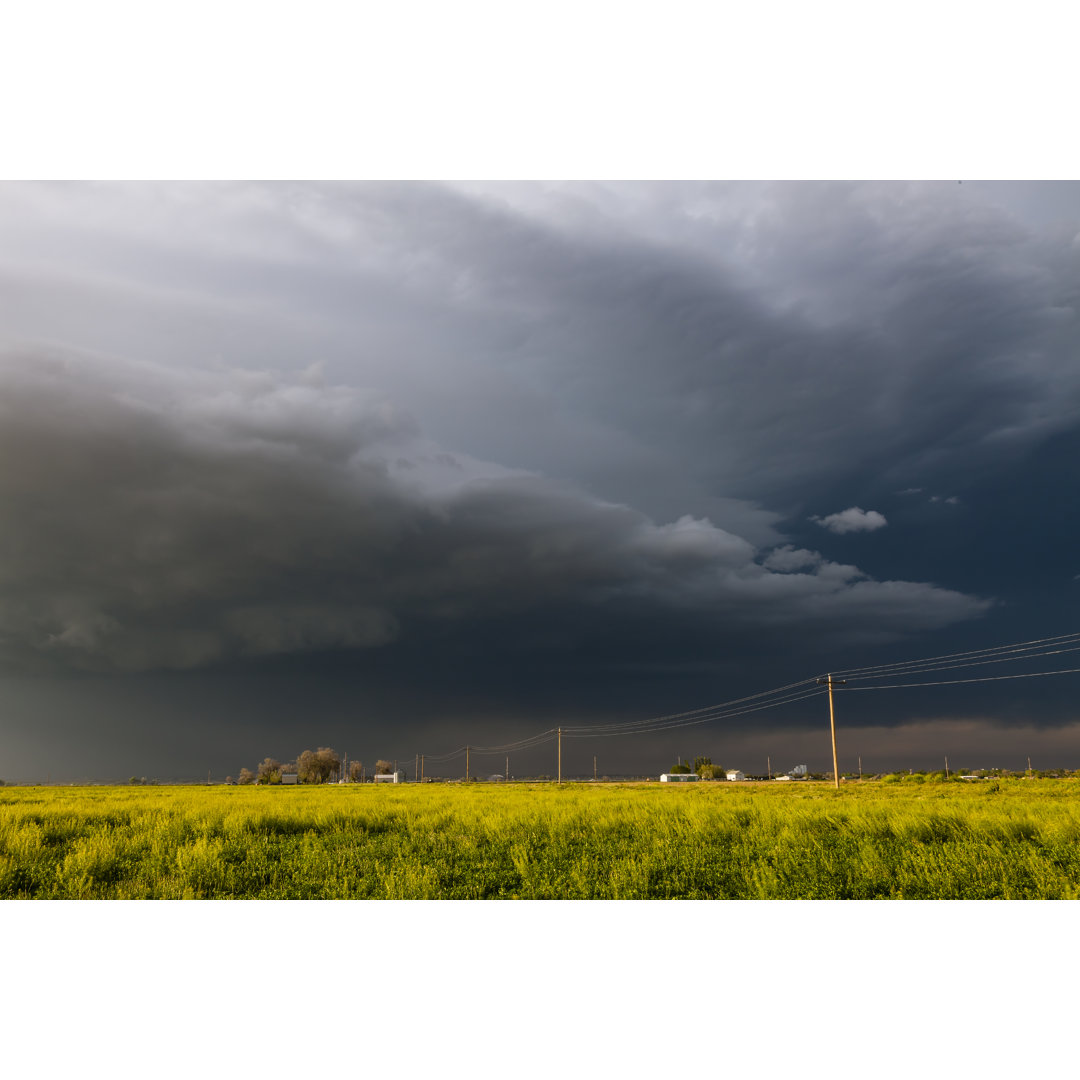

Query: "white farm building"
<box><xmin>660</xmin><ymin>773</ymin><xmax>700</xmax><ymax>782</ymax></box>
<box><xmin>725</xmin><ymin>769</ymin><xmax>746</xmax><ymax>781</ymax></box>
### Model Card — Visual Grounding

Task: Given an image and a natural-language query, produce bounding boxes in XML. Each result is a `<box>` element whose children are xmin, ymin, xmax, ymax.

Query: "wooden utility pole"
<box><xmin>466</xmin><ymin>746</ymin><xmax>469</xmax><ymax>781</ymax></box>
<box><xmin>557</xmin><ymin>728</ymin><xmax>562</xmax><ymax>785</ymax></box>
<box><xmin>420</xmin><ymin>754</ymin><xmax>424</xmax><ymax>783</ymax></box>
<box><xmin>767</xmin><ymin>756</ymin><xmax>771</xmax><ymax>780</ymax></box>
<box><xmin>817</xmin><ymin>674</ymin><xmax>846</xmax><ymax>790</ymax></box>
<box><xmin>944</xmin><ymin>755</ymin><xmax>949</xmax><ymax>779</ymax></box>
<box><xmin>859</xmin><ymin>756</ymin><xmax>863</xmax><ymax>780</ymax></box>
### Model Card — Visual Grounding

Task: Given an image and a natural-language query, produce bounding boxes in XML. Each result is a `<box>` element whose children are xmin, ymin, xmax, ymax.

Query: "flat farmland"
<box><xmin>2</xmin><ymin>780</ymin><xmax>1080</xmax><ymax>899</ymax></box>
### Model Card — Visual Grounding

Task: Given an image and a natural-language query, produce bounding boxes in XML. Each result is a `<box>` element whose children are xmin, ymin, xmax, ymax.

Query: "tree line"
<box><xmin>226</xmin><ymin>750</ymin><xmax>397</xmax><ymax>786</ymax></box>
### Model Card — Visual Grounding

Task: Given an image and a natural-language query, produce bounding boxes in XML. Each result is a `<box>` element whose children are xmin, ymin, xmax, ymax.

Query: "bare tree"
<box><xmin>237</xmin><ymin>767</ymin><xmax>255</xmax><ymax>785</ymax></box>
<box><xmin>375</xmin><ymin>759</ymin><xmax>393</xmax><ymax>775</ymax></box>
<box><xmin>348</xmin><ymin>760</ymin><xmax>363</xmax><ymax>782</ymax></box>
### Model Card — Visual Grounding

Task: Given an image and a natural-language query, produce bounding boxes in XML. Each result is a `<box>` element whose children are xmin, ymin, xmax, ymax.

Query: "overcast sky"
<box><xmin>3</xmin><ymin>180</ymin><xmax>1080</xmax><ymax>780</ymax></box>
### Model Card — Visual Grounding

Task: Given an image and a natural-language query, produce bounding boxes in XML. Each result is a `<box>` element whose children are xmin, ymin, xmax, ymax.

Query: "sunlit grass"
<box><xmin>2</xmin><ymin>779</ymin><xmax>1079</xmax><ymax>898</ymax></box>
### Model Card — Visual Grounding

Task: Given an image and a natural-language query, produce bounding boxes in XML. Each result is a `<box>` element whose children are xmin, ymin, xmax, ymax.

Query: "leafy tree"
<box><xmin>225</xmin><ymin>776</ymin><xmax>235</xmax><ymax>785</ymax></box>
<box><xmin>698</xmin><ymin>763</ymin><xmax>723</xmax><ymax>779</ymax></box>
<box><xmin>257</xmin><ymin>757</ymin><xmax>282</xmax><ymax>785</ymax></box>
<box><xmin>297</xmin><ymin>747</ymin><xmax>341</xmax><ymax>784</ymax></box>
<box><xmin>237</xmin><ymin>767</ymin><xmax>256</xmax><ymax>785</ymax></box>
<box><xmin>348</xmin><ymin>760</ymin><xmax>363</xmax><ymax>782</ymax></box>
<box><xmin>694</xmin><ymin>756</ymin><xmax>712</xmax><ymax>774</ymax></box>
<box><xmin>317</xmin><ymin>747</ymin><xmax>341</xmax><ymax>783</ymax></box>
<box><xmin>375</xmin><ymin>759</ymin><xmax>393</xmax><ymax>775</ymax></box>
<box><xmin>670</xmin><ymin>762</ymin><xmax>691</xmax><ymax>774</ymax></box>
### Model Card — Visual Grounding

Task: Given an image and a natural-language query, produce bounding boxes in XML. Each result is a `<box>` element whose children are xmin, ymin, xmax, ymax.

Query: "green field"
<box><xmin>3</xmin><ymin>779</ymin><xmax>1080</xmax><ymax>899</ymax></box>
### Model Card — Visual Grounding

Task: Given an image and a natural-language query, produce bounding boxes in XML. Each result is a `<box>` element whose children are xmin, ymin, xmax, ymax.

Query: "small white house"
<box><xmin>725</xmin><ymin>769</ymin><xmax>746</xmax><ymax>781</ymax></box>
<box><xmin>373</xmin><ymin>771</ymin><xmax>402</xmax><ymax>783</ymax></box>
<box><xmin>660</xmin><ymin>773</ymin><xmax>700</xmax><ymax>782</ymax></box>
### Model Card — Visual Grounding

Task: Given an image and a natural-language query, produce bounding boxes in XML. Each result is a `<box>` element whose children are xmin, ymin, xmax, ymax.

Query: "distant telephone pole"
<box><xmin>767</xmin><ymin>756</ymin><xmax>771</xmax><ymax>780</ymax></box>
<box><xmin>506</xmin><ymin>755</ymin><xmax>509</xmax><ymax>782</ymax></box>
<box><xmin>557</xmin><ymin>728</ymin><xmax>562</xmax><ymax>785</ymax></box>
<box><xmin>944</xmin><ymin>755</ymin><xmax>949</xmax><ymax>779</ymax></box>
<box><xmin>421</xmin><ymin>754</ymin><xmax>424</xmax><ymax>783</ymax></box>
<box><xmin>466</xmin><ymin>746</ymin><xmax>469</xmax><ymax>781</ymax></box>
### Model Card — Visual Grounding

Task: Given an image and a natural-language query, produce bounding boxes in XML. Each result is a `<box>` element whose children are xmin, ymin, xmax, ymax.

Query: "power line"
<box><xmin>840</xmin><ymin>665</ymin><xmax>1080</xmax><ymax>691</ymax></box>
<box><xmin>562</xmin><ymin>676</ymin><xmax>820</xmax><ymax>735</ymax></box>
<box><xmin>832</xmin><ymin>630</ymin><xmax>1080</xmax><ymax>679</ymax></box>
<box><xmin>837</xmin><ymin>643</ymin><xmax>1080</xmax><ymax>682</ymax></box>
<box><xmin>563</xmin><ymin>686</ymin><xmax>826</xmax><ymax>738</ymax></box>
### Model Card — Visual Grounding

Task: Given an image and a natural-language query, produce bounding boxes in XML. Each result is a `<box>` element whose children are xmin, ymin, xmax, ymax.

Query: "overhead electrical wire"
<box><xmin>832</xmin><ymin>630</ymin><xmax>1080</xmax><ymax>680</ymax></box>
<box><xmin>562</xmin><ymin>676</ymin><xmax>822</xmax><ymax>735</ymax></box>
<box><xmin>564</xmin><ymin>685</ymin><xmax>827</xmax><ymax>738</ymax></box>
<box><xmin>839</xmin><ymin>665</ymin><xmax>1080</xmax><ymax>692</ymax></box>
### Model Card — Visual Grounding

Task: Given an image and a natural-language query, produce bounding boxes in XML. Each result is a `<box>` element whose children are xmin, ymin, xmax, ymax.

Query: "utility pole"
<box><xmin>767</xmin><ymin>756</ymin><xmax>771</xmax><ymax>780</ymax></box>
<box><xmin>207</xmin><ymin>768</ymin><xmax>211</xmax><ymax>785</ymax></box>
<box><xmin>506</xmin><ymin>755</ymin><xmax>509</xmax><ymax>782</ymax></box>
<box><xmin>817</xmin><ymin>673</ymin><xmax>846</xmax><ymax>790</ymax></box>
<box><xmin>466</xmin><ymin>746</ymin><xmax>469</xmax><ymax>781</ymax></box>
<box><xmin>415</xmin><ymin>754</ymin><xmax>418</xmax><ymax>783</ymax></box>
<box><xmin>421</xmin><ymin>754</ymin><xmax>424</xmax><ymax>783</ymax></box>
<box><xmin>859</xmin><ymin>756</ymin><xmax>863</xmax><ymax>780</ymax></box>
<box><xmin>557</xmin><ymin>728</ymin><xmax>562</xmax><ymax>785</ymax></box>
<box><xmin>944</xmin><ymin>755</ymin><xmax>949</xmax><ymax>779</ymax></box>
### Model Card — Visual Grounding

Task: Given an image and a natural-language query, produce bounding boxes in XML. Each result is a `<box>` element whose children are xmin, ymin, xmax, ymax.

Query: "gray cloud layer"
<box><xmin>2</xmin><ymin>180</ymin><xmax>1078</xmax><ymax>776</ymax></box>
<box><xmin>2</xmin><ymin>181</ymin><xmax>1076</xmax><ymax>529</ymax></box>
<box><xmin>0</xmin><ymin>350</ymin><xmax>988</xmax><ymax>674</ymax></box>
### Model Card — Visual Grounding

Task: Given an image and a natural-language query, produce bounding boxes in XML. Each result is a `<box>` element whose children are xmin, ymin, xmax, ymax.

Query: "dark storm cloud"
<box><xmin>2</xmin><ymin>180</ymin><xmax>1079</xmax><ymax>778</ymax></box>
<box><xmin>0</xmin><ymin>349</ymin><xmax>987</xmax><ymax>676</ymax></box>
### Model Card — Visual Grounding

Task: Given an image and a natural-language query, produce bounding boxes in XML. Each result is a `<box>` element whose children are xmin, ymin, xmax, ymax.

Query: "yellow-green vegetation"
<box><xmin>2</xmin><ymin>779</ymin><xmax>1080</xmax><ymax>899</ymax></box>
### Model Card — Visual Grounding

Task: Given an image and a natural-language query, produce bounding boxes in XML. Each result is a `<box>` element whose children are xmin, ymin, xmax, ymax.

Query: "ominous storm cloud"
<box><xmin>1</xmin><ymin>180</ymin><xmax>1078</xmax><ymax>778</ymax></box>
<box><xmin>0</xmin><ymin>350</ymin><xmax>986</xmax><ymax>675</ymax></box>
